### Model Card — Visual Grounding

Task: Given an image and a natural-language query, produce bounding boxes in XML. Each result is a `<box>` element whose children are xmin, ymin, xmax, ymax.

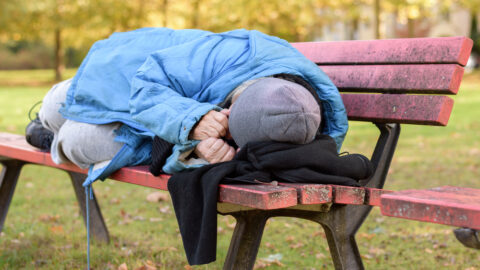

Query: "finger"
<box><xmin>212</xmin><ymin>111</ymin><xmax>229</xmax><ymax>130</ymax></box>
<box><xmin>211</xmin><ymin>141</ymin><xmax>231</xmax><ymax>163</ymax></box>
<box><xmin>220</xmin><ymin>146</ymin><xmax>235</xmax><ymax>162</ymax></box>
<box><xmin>208</xmin><ymin>138</ymin><xmax>225</xmax><ymax>156</ymax></box>
<box><xmin>220</xmin><ymin>109</ymin><xmax>230</xmax><ymax>117</ymax></box>
<box><xmin>207</xmin><ymin>120</ymin><xmax>227</xmax><ymax>137</ymax></box>
<box><xmin>194</xmin><ymin>138</ymin><xmax>213</xmax><ymax>159</ymax></box>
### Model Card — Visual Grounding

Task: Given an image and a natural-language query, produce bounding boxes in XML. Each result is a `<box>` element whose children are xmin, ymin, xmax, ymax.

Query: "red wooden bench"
<box><xmin>0</xmin><ymin>36</ymin><xmax>476</xmax><ymax>269</ymax></box>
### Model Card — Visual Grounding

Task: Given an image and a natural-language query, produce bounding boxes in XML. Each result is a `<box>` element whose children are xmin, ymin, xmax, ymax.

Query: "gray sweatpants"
<box><xmin>38</xmin><ymin>79</ymin><xmax>124</xmax><ymax>169</ymax></box>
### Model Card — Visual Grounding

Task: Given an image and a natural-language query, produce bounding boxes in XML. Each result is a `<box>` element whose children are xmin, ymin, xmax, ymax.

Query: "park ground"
<box><xmin>0</xmin><ymin>69</ymin><xmax>479</xmax><ymax>269</ymax></box>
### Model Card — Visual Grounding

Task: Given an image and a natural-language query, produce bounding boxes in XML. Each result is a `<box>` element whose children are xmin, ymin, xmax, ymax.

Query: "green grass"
<box><xmin>0</xmin><ymin>69</ymin><xmax>479</xmax><ymax>269</ymax></box>
<box><xmin>0</xmin><ymin>69</ymin><xmax>77</xmax><ymax>86</ymax></box>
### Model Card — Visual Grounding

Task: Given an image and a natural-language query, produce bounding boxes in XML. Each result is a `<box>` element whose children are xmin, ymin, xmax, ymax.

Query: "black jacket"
<box><xmin>167</xmin><ymin>135</ymin><xmax>373</xmax><ymax>265</ymax></box>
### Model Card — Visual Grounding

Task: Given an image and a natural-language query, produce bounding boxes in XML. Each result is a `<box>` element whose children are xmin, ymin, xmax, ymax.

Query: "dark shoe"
<box><xmin>25</xmin><ymin>114</ymin><xmax>54</xmax><ymax>151</ymax></box>
<box><xmin>338</xmin><ymin>153</ymin><xmax>374</xmax><ymax>181</ymax></box>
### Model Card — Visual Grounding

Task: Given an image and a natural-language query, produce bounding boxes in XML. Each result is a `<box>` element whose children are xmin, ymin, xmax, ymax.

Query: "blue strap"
<box><xmin>85</xmin><ymin>184</ymin><xmax>92</xmax><ymax>269</ymax></box>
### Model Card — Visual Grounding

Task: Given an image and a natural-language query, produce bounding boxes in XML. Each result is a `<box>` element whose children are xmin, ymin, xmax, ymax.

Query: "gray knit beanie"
<box><xmin>229</xmin><ymin>77</ymin><xmax>321</xmax><ymax>147</ymax></box>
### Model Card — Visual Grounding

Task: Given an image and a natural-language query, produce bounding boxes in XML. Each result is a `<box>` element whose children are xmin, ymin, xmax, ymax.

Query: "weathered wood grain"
<box><xmin>322</xmin><ymin>64</ymin><xmax>464</xmax><ymax>94</ymax></box>
<box><xmin>342</xmin><ymin>94</ymin><xmax>454</xmax><ymax>126</ymax></box>
<box><xmin>294</xmin><ymin>36</ymin><xmax>473</xmax><ymax>66</ymax></box>
<box><xmin>380</xmin><ymin>186</ymin><xmax>480</xmax><ymax>230</ymax></box>
<box><xmin>218</xmin><ymin>184</ymin><xmax>298</xmax><ymax>210</ymax></box>
<box><xmin>0</xmin><ymin>133</ymin><xmax>298</xmax><ymax>210</ymax></box>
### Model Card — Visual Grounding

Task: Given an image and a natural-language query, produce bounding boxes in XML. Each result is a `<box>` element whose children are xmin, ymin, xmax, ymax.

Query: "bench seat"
<box><xmin>380</xmin><ymin>186</ymin><xmax>480</xmax><ymax>230</ymax></box>
<box><xmin>0</xmin><ymin>132</ymin><xmax>391</xmax><ymax>211</ymax></box>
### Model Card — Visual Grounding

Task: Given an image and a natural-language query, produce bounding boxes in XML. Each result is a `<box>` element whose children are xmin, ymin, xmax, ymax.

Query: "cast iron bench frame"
<box><xmin>0</xmin><ymin>36</ymin><xmax>477</xmax><ymax>269</ymax></box>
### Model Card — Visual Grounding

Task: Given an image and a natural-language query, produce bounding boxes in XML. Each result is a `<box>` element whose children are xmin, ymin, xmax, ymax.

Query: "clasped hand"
<box><xmin>190</xmin><ymin>109</ymin><xmax>235</xmax><ymax>164</ymax></box>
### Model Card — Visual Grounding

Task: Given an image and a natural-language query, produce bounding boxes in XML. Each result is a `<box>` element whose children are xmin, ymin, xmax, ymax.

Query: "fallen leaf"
<box><xmin>25</xmin><ymin>182</ymin><xmax>34</xmax><ymax>188</ymax></box>
<box><xmin>49</xmin><ymin>226</ymin><xmax>64</xmax><ymax>234</ymax></box>
<box><xmin>316</xmin><ymin>253</ymin><xmax>326</xmax><ymax>259</ymax></box>
<box><xmin>361</xmin><ymin>254</ymin><xmax>373</xmax><ymax>260</ymax></box>
<box><xmin>358</xmin><ymin>233</ymin><xmax>375</xmax><ymax>240</ymax></box>
<box><xmin>149</xmin><ymin>217</ymin><xmax>163</xmax><ymax>222</ymax></box>
<box><xmin>118</xmin><ymin>263</ymin><xmax>128</xmax><ymax>270</ymax></box>
<box><xmin>433</xmin><ymin>243</ymin><xmax>447</xmax><ymax>249</ymax></box>
<box><xmin>158</xmin><ymin>246</ymin><xmax>178</xmax><ymax>252</ymax></box>
<box><xmin>39</xmin><ymin>214</ymin><xmax>60</xmax><ymax>223</ymax></box>
<box><xmin>368</xmin><ymin>247</ymin><xmax>386</xmax><ymax>256</ymax></box>
<box><xmin>184</xmin><ymin>265</ymin><xmax>193</xmax><ymax>270</ymax></box>
<box><xmin>425</xmin><ymin>248</ymin><xmax>433</xmax><ymax>254</ymax></box>
<box><xmin>285</xmin><ymin>235</ymin><xmax>295</xmax><ymax>242</ymax></box>
<box><xmin>312</xmin><ymin>231</ymin><xmax>325</xmax><ymax>238</ymax></box>
<box><xmin>265</xmin><ymin>242</ymin><xmax>275</xmax><ymax>249</ymax></box>
<box><xmin>289</xmin><ymin>242</ymin><xmax>304</xmax><ymax>249</ymax></box>
<box><xmin>134</xmin><ymin>264</ymin><xmax>157</xmax><ymax>270</ymax></box>
<box><xmin>158</xmin><ymin>206</ymin><xmax>171</xmax><ymax>214</ymax></box>
<box><xmin>146</xmin><ymin>192</ymin><xmax>170</xmax><ymax>202</ymax></box>
<box><xmin>271</xmin><ymin>260</ymin><xmax>285</xmax><ymax>267</ymax></box>
<box><xmin>144</xmin><ymin>260</ymin><xmax>157</xmax><ymax>270</ymax></box>
<box><xmin>110</xmin><ymin>198</ymin><xmax>120</xmax><ymax>204</ymax></box>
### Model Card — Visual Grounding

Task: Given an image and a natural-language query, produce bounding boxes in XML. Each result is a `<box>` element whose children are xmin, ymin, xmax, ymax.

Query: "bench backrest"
<box><xmin>293</xmin><ymin>36</ymin><xmax>473</xmax><ymax>126</ymax></box>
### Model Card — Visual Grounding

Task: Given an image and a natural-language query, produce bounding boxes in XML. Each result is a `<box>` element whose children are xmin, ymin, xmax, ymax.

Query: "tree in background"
<box><xmin>456</xmin><ymin>0</ymin><xmax>480</xmax><ymax>54</ymax></box>
<box><xmin>0</xmin><ymin>0</ymin><xmax>478</xmax><ymax>79</ymax></box>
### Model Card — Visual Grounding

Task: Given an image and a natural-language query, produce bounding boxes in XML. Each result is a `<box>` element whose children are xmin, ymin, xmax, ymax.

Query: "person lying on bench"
<box><xmin>26</xmin><ymin>27</ymin><xmax>374</xmax><ymax>266</ymax></box>
<box><xmin>26</xmin><ymin>27</ymin><xmax>352</xmax><ymax>186</ymax></box>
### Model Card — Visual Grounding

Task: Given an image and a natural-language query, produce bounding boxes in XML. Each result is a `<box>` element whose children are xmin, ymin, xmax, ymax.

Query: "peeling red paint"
<box><xmin>366</xmin><ymin>188</ymin><xmax>393</xmax><ymax>206</ymax></box>
<box><xmin>380</xmin><ymin>186</ymin><xmax>480</xmax><ymax>229</ymax></box>
<box><xmin>322</xmin><ymin>64</ymin><xmax>463</xmax><ymax>94</ymax></box>
<box><xmin>342</xmin><ymin>94</ymin><xmax>454</xmax><ymax>126</ymax></box>
<box><xmin>333</xmin><ymin>185</ymin><xmax>366</xmax><ymax>205</ymax></box>
<box><xmin>279</xmin><ymin>183</ymin><xmax>333</xmax><ymax>204</ymax></box>
<box><xmin>293</xmin><ymin>36</ymin><xmax>473</xmax><ymax>66</ymax></box>
<box><xmin>218</xmin><ymin>184</ymin><xmax>297</xmax><ymax>210</ymax></box>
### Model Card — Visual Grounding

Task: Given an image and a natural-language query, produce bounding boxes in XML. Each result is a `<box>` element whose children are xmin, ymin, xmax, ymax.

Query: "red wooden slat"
<box><xmin>293</xmin><ymin>36</ymin><xmax>473</xmax><ymax>66</ymax></box>
<box><xmin>321</xmin><ymin>64</ymin><xmax>464</xmax><ymax>94</ymax></box>
<box><xmin>333</xmin><ymin>185</ymin><xmax>366</xmax><ymax>205</ymax></box>
<box><xmin>366</xmin><ymin>188</ymin><xmax>393</xmax><ymax>206</ymax></box>
<box><xmin>110</xmin><ymin>166</ymin><xmax>169</xmax><ymax>190</ymax></box>
<box><xmin>218</xmin><ymin>184</ymin><xmax>298</xmax><ymax>210</ymax></box>
<box><xmin>280</xmin><ymin>183</ymin><xmax>393</xmax><ymax>206</ymax></box>
<box><xmin>380</xmin><ymin>186</ymin><xmax>480</xmax><ymax>230</ymax></box>
<box><xmin>342</xmin><ymin>94</ymin><xmax>454</xmax><ymax>126</ymax></box>
<box><xmin>0</xmin><ymin>133</ymin><xmax>298</xmax><ymax>209</ymax></box>
<box><xmin>279</xmin><ymin>183</ymin><xmax>333</xmax><ymax>204</ymax></box>
<box><xmin>0</xmin><ymin>132</ymin><xmax>86</xmax><ymax>174</ymax></box>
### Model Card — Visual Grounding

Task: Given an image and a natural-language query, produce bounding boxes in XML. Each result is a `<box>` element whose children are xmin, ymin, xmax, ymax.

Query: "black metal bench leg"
<box><xmin>223</xmin><ymin>210</ymin><xmax>270</xmax><ymax>270</ymax></box>
<box><xmin>321</xmin><ymin>222</ymin><xmax>363</xmax><ymax>270</ymax></box>
<box><xmin>306</xmin><ymin>205</ymin><xmax>367</xmax><ymax>270</ymax></box>
<box><xmin>0</xmin><ymin>160</ymin><xmax>25</xmax><ymax>233</ymax></box>
<box><xmin>454</xmin><ymin>228</ymin><xmax>480</xmax><ymax>249</ymax></box>
<box><xmin>69</xmin><ymin>172</ymin><xmax>110</xmax><ymax>243</ymax></box>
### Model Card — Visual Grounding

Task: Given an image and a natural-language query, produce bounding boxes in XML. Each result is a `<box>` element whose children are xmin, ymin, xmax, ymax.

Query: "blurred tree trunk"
<box><xmin>191</xmin><ymin>0</ymin><xmax>201</xmax><ymax>28</ymax></box>
<box><xmin>407</xmin><ymin>18</ymin><xmax>415</xmax><ymax>37</ymax></box>
<box><xmin>470</xmin><ymin>10</ymin><xmax>479</xmax><ymax>53</ymax></box>
<box><xmin>374</xmin><ymin>0</ymin><xmax>380</xmax><ymax>39</ymax></box>
<box><xmin>163</xmin><ymin>0</ymin><xmax>168</xmax><ymax>27</ymax></box>
<box><xmin>54</xmin><ymin>28</ymin><xmax>64</xmax><ymax>81</ymax></box>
